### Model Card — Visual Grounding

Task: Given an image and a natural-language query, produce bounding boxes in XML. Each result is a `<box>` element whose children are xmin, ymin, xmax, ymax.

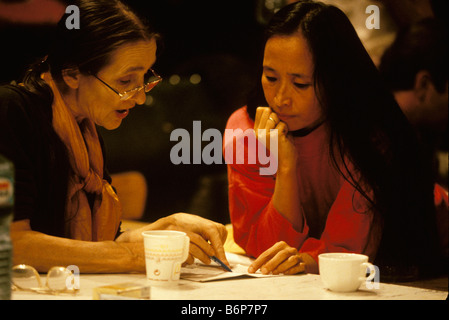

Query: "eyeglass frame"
<box><xmin>90</xmin><ymin>68</ymin><xmax>162</xmax><ymax>101</ymax></box>
<box><xmin>11</xmin><ymin>264</ymin><xmax>80</xmax><ymax>295</ymax></box>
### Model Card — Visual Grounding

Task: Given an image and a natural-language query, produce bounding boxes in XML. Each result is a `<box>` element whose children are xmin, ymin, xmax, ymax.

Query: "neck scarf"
<box><xmin>41</xmin><ymin>72</ymin><xmax>122</xmax><ymax>241</ymax></box>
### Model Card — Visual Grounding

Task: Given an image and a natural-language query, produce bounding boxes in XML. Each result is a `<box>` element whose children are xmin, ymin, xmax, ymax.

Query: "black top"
<box><xmin>0</xmin><ymin>84</ymin><xmax>113</xmax><ymax>237</ymax></box>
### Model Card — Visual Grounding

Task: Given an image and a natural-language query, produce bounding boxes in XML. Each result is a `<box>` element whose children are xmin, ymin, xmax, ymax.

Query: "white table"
<box><xmin>12</xmin><ymin>272</ymin><xmax>447</xmax><ymax>300</ymax></box>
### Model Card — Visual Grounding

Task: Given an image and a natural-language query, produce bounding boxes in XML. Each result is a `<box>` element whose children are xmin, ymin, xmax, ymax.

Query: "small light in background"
<box><xmin>169</xmin><ymin>74</ymin><xmax>181</xmax><ymax>85</ymax></box>
<box><xmin>189</xmin><ymin>73</ymin><xmax>201</xmax><ymax>85</ymax></box>
<box><xmin>145</xmin><ymin>95</ymin><xmax>154</xmax><ymax>106</ymax></box>
<box><xmin>161</xmin><ymin>122</ymin><xmax>174</xmax><ymax>133</ymax></box>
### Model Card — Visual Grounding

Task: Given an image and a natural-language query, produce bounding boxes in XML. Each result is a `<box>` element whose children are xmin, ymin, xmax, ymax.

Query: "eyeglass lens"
<box><xmin>12</xmin><ymin>265</ymin><xmax>41</xmax><ymax>289</ymax></box>
<box><xmin>144</xmin><ymin>70</ymin><xmax>162</xmax><ymax>91</ymax></box>
<box><xmin>145</xmin><ymin>70</ymin><xmax>160</xmax><ymax>83</ymax></box>
<box><xmin>47</xmin><ymin>267</ymin><xmax>73</xmax><ymax>291</ymax></box>
<box><xmin>120</xmin><ymin>71</ymin><xmax>161</xmax><ymax>100</ymax></box>
<box><xmin>12</xmin><ymin>265</ymin><xmax>73</xmax><ymax>291</ymax></box>
<box><xmin>144</xmin><ymin>81</ymin><xmax>160</xmax><ymax>92</ymax></box>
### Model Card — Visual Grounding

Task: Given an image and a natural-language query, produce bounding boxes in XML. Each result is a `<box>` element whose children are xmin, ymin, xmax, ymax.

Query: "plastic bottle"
<box><xmin>0</xmin><ymin>154</ymin><xmax>14</xmax><ymax>300</ymax></box>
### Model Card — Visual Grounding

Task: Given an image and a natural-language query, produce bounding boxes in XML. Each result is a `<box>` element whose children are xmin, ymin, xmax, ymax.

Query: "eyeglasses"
<box><xmin>11</xmin><ymin>264</ymin><xmax>79</xmax><ymax>295</ymax></box>
<box><xmin>91</xmin><ymin>68</ymin><xmax>162</xmax><ymax>101</ymax></box>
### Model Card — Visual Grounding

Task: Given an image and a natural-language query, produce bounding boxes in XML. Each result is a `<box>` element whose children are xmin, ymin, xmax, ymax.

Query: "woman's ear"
<box><xmin>61</xmin><ymin>67</ymin><xmax>81</xmax><ymax>89</ymax></box>
<box><xmin>413</xmin><ymin>70</ymin><xmax>432</xmax><ymax>103</ymax></box>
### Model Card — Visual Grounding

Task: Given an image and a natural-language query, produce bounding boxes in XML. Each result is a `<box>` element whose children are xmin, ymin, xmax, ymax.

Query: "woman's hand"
<box><xmin>248</xmin><ymin>241</ymin><xmax>306</xmax><ymax>275</ymax></box>
<box><xmin>254</xmin><ymin>107</ymin><xmax>297</xmax><ymax>174</ymax></box>
<box><xmin>165</xmin><ymin>213</ymin><xmax>229</xmax><ymax>267</ymax></box>
<box><xmin>118</xmin><ymin>213</ymin><xmax>229</xmax><ymax>267</ymax></box>
<box><xmin>255</xmin><ymin>107</ymin><xmax>304</xmax><ymax>230</ymax></box>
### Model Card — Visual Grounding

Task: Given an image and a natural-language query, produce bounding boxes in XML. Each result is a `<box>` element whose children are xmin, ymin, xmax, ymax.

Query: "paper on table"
<box><xmin>181</xmin><ymin>252</ymin><xmax>283</xmax><ymax>282</ymax></box>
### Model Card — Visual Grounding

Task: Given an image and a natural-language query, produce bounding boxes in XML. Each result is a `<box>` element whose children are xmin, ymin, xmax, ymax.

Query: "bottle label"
<box><xmin>0</xmin><ymin>178</ymin><xmax>13</xmax><ymax>206</ymax></box>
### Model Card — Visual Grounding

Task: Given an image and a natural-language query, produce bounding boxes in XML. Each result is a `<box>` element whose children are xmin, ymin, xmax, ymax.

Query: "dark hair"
<box><xmin>379</xmin><ymin>18</ymin><xmax>448</xmax><ymax>93</ymax></box>
<box><xmin>248</xmin><ymin>1</ymin><xmax>442</xmax><ymax>278</ymax></box>
<box><xmin>22</xmin><ymin>0</ymin><xmax>159</xmax><ymax>101</ymax></box>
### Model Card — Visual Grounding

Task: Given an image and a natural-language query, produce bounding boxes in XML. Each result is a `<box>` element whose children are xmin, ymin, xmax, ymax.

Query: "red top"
<box><xmin>224</xmin><ymin>106</ymin><xmax>382</xmax><ymax>264</ymax></box>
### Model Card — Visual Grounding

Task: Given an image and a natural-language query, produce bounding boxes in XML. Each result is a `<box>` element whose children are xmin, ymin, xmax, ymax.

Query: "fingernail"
<box><xmin>261</xmin><ymin>267</ymin><xmax>268</xmax><ymax>274</ymax></box>
<box><xmin>248</xmin><ymin>266</ymin><xmax>255</xmax><ymax>273</ymax></box>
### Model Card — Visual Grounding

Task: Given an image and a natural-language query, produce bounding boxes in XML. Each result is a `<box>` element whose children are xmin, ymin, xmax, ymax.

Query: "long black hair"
<box><xmin>22</xmin><ymin>0</ymin><xmax>159</xmax><ymax>102</ymax></box>
<box><xmin>248</xmin><ymin>0</ymin><xmax>442</xmax><ymax>279</ymax></box>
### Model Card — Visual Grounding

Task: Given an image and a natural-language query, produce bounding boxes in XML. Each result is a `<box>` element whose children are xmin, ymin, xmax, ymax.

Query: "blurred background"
<box><xmin>0</xmin><ymin>0</ymin><xmax>446</xmax><ymax>225</ymax></box>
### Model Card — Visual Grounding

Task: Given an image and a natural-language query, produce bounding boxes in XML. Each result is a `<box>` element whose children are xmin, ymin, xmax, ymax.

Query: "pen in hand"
<box><xmin>210</xmin><ymin>256</ymin><xmax>233</xmax><ymax>272</ymax></box>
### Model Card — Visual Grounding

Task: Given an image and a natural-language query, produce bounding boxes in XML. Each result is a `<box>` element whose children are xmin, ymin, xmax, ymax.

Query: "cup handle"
<box><xmin>359</xmin><ymin>262</ymin><xmax>376</xmax><ymax>282</ymax></box>
<box><xmin>182</xmin><ymin>235</ymin><xmax>190</xmax><ymax>262</ymax></box>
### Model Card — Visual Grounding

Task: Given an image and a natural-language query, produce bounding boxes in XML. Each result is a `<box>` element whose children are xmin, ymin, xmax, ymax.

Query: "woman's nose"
<box><xmin>131</xmin><ymin>88</ymin><xmax>147</xmax><ymax>105</ymax></box>
<box><xmin>274</xmin><ymin>83</ymin><xmax>292</xmax><ymax>108</ymax></box>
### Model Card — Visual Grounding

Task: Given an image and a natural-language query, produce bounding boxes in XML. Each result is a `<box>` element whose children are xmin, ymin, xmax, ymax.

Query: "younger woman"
<box><xmin>225</xmin><ymin>0</ymin><xmax>445</xmax><ymax>280</ymax></box>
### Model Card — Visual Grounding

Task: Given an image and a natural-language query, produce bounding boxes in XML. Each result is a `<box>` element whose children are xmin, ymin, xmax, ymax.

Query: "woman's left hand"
<box><xmin>254</xmin><ymin>107</ymin><xmax>298</xmax><ymax>174</ymax></box>
<box><xmin>248</xmin><ymin>241</ymin><xmax>306</xmax><ymax>275</ymax></box>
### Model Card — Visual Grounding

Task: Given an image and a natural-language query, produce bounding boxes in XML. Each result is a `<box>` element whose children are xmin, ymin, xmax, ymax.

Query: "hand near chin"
<box><xmin>254</xmin><ymin>107</ymin><xmax>297</xmax><ymax>172</ymax></box>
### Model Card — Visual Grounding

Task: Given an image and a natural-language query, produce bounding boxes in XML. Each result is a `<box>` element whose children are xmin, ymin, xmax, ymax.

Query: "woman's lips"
<box><xmin>277</xmin><ymin>114</ymin><xmax>296</xmax><ymax>121</ymax></box>
<box><xmin>115</xmin><ymin>109</ymin><xmax>129</xmax><ymax>119</ymax></box>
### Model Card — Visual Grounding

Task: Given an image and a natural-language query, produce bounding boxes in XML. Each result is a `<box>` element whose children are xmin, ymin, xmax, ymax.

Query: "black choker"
<box><xmin>291</xmin><ymin>119</ymin><xmax>326</xmax><ymax>137</ymax></box>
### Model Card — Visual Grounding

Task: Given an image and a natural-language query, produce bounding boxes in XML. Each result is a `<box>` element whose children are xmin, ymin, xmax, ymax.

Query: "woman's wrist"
<box><xmin>116</xmin><ymin>216</ymin><xmax>175</xmax><ymax>243</ymax></box>
<box><xmin>115</xmin><ymin>241</ymin><xmax>145</xmax><ymax>273</ymax></box>
<box><xmin>299</xmin><ymin>253</ymin><xmax>318</xmax><ymax>274</ymax></box>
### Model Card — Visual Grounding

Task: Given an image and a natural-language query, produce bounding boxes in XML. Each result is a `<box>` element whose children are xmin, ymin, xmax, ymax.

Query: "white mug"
<box><xmin>142</xmin><ymin>230</ymin><xmax>190</xmax><ymax>286</ymax></box>
<box><xmin>318</xmin><ymin>253</ymin><xmax>376</xmax><ymax>292</ymax></box>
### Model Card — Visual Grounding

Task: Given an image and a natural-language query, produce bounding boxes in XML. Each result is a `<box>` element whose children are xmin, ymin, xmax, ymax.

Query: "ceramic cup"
<box><xmin>142</xmin><ymin>230</ymin><xmax>190</xmax><ymax>286</ymax></box>
<box><xmin>318</xmin><ymin>253</ymin><xmax>376</xmax><ymax>292</ymax></box>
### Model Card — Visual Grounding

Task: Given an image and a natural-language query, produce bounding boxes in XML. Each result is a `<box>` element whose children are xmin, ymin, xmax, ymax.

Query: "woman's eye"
<box><xmin>118</xmin><ymin>75</ymin><xmax>137</xmax><ymax>87</ymax></box>
<box><xmin>294</xmin><ymin>83</ymin><xmax>311</xmax><ymax>89</ymax></box>
<box><xmin>265</xmin><ymin>75</ymin><xmax>277</xmax><ymax>82</ymax></box>
<box><xmin>119</xmin><ymin>79</ymin><xmax>131</xmax><ymax>86</ymax></box>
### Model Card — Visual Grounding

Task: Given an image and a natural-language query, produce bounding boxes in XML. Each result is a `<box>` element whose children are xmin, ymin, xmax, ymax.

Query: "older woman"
<box><xmin>0</xmin><ymin>0</ymin><xmax>228</xmax><ymax>273</ymax></box>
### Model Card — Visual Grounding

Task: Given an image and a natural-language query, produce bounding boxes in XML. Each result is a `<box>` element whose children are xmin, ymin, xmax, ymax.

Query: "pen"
<box><xmin>210</xmin><ymin>256</ymin><xmax>233</xmax><ymax>272</ymax></box>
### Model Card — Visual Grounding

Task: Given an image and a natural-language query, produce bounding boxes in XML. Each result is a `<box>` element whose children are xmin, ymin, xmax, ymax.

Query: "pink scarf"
<box><xmin>42</xmin><ymin>72</ymin><xmax>122</xmax><ymax>241</ymax></box>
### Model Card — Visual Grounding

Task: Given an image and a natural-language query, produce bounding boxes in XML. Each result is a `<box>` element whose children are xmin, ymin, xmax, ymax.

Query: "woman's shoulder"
<box><xmin>1</xmin><ymin>84</ymin><xmax>35</xmax><ymax>111</ymax></box>
<box><xmin>225</xmin><ymin>106</ymin><xmax>254</xmax><ymax>131</ymax></box>
<box><xmin>0</xmin><ymin>83</ymin><xmax>51</xmax><ymax>122</ymax></box>
<box><xmin>224</xmin><ymin>106</ymin><xmax>256</xmax><ymax>147</ymax></box>
<box><xmin>0</xmin><ymin>84</ymin><xmax>27</xmax><ymax>104</ymax></box>
<box><xmin>0</xmin><ymin>84</ymin><xmax>30</xmax><ymax>121</ymax></box>
<box><xmin>0</xmin><ymin>83</ymin><xmax>38</xmax><ymax>99</ymax></box>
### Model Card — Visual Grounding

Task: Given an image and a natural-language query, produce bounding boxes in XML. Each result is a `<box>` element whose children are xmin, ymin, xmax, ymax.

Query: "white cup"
<box><xmin>318</xmin><ymin>253</ymin><xmax>376</xmax><ymax>292</ymax></box>
<box><xmin>142</xmin><ymin>230</ymin><xmax>190</xmax><ymax>286</ymax></box>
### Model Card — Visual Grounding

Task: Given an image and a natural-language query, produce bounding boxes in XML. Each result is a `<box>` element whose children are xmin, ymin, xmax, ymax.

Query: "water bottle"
<box><xmin>0</xmin><ymin>154</ymin><xmax>14</xmax><ymax>300</ymax></box>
